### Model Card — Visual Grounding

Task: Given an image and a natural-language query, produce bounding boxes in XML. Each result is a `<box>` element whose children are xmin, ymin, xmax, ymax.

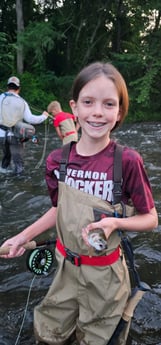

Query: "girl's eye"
<box><xmin>82</xmin><ymin>99</ymin><xmax>93</xmax><ymax>105</ymax></box>
<box><xmin>105</xmin><ymin>101</ymin><xmax>114</xmax><ymax>107</ymax></box>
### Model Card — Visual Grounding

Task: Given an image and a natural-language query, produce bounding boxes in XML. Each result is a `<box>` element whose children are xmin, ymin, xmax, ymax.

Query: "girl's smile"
<box><xmin>87</xmin><ymin>121</ymin><xmax>107</xmax><ymax>127</ymax></box>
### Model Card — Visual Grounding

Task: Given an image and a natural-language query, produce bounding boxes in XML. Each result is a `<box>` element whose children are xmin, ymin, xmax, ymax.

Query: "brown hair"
<box><xmin>71</xmin><ymin>62</ymin><xmax>129</xmax><ymax>130</ymax></box>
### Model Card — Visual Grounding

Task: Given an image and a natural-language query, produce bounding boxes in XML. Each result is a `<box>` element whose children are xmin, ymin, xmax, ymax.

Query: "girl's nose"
<box><xmin>93</xmin><ymin>103</ymin><xmax>103</xmax><ymax>116</ymax></box>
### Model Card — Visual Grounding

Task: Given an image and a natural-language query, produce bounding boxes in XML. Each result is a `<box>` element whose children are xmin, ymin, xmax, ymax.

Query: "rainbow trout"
<box><xmin>87</xmin><ymin>228</ymin><xmax>108</xmax><ymax>255</ymax></box>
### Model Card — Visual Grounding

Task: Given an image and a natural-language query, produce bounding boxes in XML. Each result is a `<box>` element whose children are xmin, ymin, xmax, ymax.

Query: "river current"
<box><xmin>0</xmin><ymin>122</ymin><xmax>161</xmax><ymax>345</ymax></box>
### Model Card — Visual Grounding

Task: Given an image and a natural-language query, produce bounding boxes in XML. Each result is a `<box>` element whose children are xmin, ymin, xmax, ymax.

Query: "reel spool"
<box><xmin>26</xmin><ymin>248</ymin><xmax>53</xmax><ymax>275</ymax></box>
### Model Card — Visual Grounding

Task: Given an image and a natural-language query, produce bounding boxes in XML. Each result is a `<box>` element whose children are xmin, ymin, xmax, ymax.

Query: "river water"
<box><xmin>0</xmin><ymin>122</ymin><xmax>161</xmax><ymax>345</ymax></box>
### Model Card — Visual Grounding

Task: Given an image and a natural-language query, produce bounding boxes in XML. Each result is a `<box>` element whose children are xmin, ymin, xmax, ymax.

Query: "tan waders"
<box><xmin>34</xmin><ymin>182</ymin><xmax>132</xmax><ymax>345</ymax></box>
<box><xmin>59</xmin><ymin>118</ymin><xmax>78</xmax><ymax>145</ymax></box>
<box><xmin>63</xmin><ymin>131</ymin><xmax>78</xmax><ymax>145</ymax></box>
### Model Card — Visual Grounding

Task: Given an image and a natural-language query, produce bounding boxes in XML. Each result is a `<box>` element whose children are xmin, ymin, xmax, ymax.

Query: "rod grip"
<box><xmin>0</xmin><ymin>241</ymin><xmax>37</xmax><ymax>255</ymax></box>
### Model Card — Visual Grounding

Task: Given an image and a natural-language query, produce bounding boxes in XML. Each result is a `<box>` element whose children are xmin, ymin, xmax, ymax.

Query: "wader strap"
<box><xmin>113</xmin><ymin>147</ymin><xmax>142</xmax><ymax>287</ymax></box>
<box><xmin>59</xmin><ymin>141</ymin><xmax>76</xmax><ymax>181</ymax></box>
<box><xmin>0</xmin><ymin>124</ymin><xmax>10</xmax><ymax>131</ymax></box>
<box><xmin>56</xmin><ymin>238</ymin><xmax>120</xmax><ymax>266</ymax></box>
<box><xmin>113</xmin><ymin>144</ymin><xmax>124</xmax><ymax>204</ymax></box>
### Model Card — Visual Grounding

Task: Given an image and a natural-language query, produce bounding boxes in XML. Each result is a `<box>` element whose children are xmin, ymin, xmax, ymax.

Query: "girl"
<box><xmin>0</xmin><ymin>62</ymin><xmax>158</xmax><ymax>345</ymax></box>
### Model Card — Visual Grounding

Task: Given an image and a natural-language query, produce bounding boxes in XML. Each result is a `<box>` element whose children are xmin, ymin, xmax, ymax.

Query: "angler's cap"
<box><xmin>7</xmin><ymin>76</ymin><xmax>20</xmax><ymax>87</ymax></box>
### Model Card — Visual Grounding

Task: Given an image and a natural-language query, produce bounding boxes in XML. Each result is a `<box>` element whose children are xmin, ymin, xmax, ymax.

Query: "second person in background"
<box><xmin>0</xmin><ymin>76</ymin><xmax>49</xmax><ymax>175</ymax></box>
<box><xmin>47</xmin><ymin>100</ymin><xmax>79</xmax><ymax>145</ymax></box>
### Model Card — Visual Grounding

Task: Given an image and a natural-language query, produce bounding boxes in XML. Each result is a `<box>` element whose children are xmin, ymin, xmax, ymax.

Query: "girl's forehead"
<box><xmin>79</xmin><ymin>75</ymin><xmax>118</xmax><ymax>98</ymax></box>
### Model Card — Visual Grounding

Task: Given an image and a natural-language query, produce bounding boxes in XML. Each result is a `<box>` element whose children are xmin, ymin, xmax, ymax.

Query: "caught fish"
<box><xmin>87</xmin><ymin>228</ymin><xmax>108</xmax><ymax>252</ymax></box>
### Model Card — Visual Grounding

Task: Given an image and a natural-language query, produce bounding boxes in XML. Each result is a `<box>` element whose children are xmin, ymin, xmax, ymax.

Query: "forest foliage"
<box><xmin>0</xmin><ymin>0</ymin><xmax>161</xmax><ymax>121</ymax></box>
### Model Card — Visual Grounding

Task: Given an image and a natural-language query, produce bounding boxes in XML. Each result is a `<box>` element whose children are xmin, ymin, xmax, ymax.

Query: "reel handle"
<box><xmin>0</xmin><ymin>241</ymin><xmax>37</xmax><ymax>255</ymax></box>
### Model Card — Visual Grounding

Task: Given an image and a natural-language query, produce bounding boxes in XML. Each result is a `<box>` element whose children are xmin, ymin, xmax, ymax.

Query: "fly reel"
<box><xmin>26</xmin><ymin>247</ymin><xmax>53</xmax><ymax>275</ymax></box>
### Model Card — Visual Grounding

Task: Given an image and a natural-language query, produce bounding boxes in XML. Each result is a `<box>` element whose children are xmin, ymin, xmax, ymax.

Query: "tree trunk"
<box><xmin>16</xmin><ymin>0</ymin><xmax>24</xmax><ymax>74</ymax></box>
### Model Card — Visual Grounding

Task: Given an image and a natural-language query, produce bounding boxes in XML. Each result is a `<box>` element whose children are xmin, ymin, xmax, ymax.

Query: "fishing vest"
<box><xmin>0</xmin><ymin>92</ymin><xmax>35</xmax><ymax>141</ymax></box>
<box><xmin>0</xmin><ymin>92</ymin><xmax>25</xmax><ymax>127</ymax></box>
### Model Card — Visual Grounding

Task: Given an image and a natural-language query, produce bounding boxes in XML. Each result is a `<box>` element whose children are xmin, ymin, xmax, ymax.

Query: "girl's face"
<box><xmin>70</xmin><ymin>75</ymin><xmax>121</xmax><ymax>141</ymax></box>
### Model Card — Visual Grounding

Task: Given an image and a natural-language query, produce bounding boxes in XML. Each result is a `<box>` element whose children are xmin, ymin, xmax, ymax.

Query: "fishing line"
<box><xmin>14</xmin><ymin>275</ymin><xmax>36</xmax><ymax>345</ymax></box>
<box><xmin>31</xmin><ymin>107</ymin><xmax>54</xmax><ymax>169</ymax></box>
<box><xmin>13</xmin><ymin>243</ymin><xmax>55</xmax><ymax>344</ymax></box>
<box><xmin>34</xmin><ymin>119</ymin><xmax>50</xmax><ymax>169</ymax></box>
<box><xmin>29</xmin><ymin>103</ymin><xmax>53</xmax><ymax>170</ymax></box>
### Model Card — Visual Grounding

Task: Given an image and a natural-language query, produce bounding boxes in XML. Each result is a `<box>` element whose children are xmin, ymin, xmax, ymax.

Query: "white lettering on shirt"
<box><xmin>54</xmin><ymin>168</ymin><xmax>113</xmax><ymax>202</ymax></box>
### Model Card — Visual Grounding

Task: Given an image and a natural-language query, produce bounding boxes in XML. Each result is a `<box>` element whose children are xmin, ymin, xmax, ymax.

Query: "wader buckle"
<box><xmin>65</xmin><ymin>248</ymin><xmax>81</xmax><ymax>266</ymax></box>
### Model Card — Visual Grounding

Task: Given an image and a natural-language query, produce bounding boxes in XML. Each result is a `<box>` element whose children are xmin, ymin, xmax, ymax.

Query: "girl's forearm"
<box><xmin>22</xmin><ymin>206</ymin><xmax>57</xmax><ymax>242</ymax></box>
<box><xmin>84</xmin><ymin>207</ymin><xmax>158</xmax><ymax>243</ymax></box>
<box><xmin>115</xmin><ymin>207</ymin><xmax>158</xmax><ymax>232</ymax></box>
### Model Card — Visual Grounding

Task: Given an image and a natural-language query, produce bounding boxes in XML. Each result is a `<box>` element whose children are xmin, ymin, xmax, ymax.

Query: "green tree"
<box><xmin>16</xmin><ymin>0</ymin><xmax>24</xmax><ymax>74</ymax></box>
<box><xmin>0</xmin><ymin>0</ymin><xmax>161</xmax><ymax>120</ymax></box>
<box><xmin>0</xmin><ymin>32</ymin><xmax>15</xmax><ymax>80</ymax></box>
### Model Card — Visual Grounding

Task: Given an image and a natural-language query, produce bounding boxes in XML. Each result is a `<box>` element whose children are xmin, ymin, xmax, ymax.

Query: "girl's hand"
<box><xmin>82</xmin><ymin>217</ymin><xmax>117</xmax><ymax>246</ymax></box>
<box><xmin>0</xmin><ymin>234</ymin><xmax>28</xmax><ymax>258</ymax></box>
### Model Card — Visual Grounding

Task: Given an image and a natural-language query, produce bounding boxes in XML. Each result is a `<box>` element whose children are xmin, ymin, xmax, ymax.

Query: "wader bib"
<box><xmin>63</xmin><ymin>131</ymin><xmax>78</xmax><ymax>145</ymax></box>
<box><xmin>34</xmin><ymin>144</ymin><xmax>135</xmax><ymax>345</ymax></box>
<box><xmin>61</xmin><ymin>118</ymin><xmax>78</xmax><ymax>145</ymax></box>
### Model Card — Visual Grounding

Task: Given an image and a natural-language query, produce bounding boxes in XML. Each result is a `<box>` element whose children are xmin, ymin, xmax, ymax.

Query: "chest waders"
<box><xmin>60</xmin><ymin>118</ymin><xmax>78</xmax><ymax>145</ymax></box>
<box><xmin>34</xmin><ymin>142</ymin><xmax>145</xmax><ymax>345</ymax></box>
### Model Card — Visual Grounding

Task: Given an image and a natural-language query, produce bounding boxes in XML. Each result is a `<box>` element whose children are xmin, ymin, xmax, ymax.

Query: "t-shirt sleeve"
<box><xmin>54</xmin><ymin>113</ymin><xmax>66</xmax><ymax>127</ymax></box>
<box><xmin>122</xmin><ymin>147</ymin><xmax>155</xmax><ymax>214</ymax></box>
<box><xmin>53</xmin><ymin>117</ymin><xmax>59</xmax><ymax>127</ymax></box>
<box><xmin>45</xmin><ymin>149</ymin><xmax>62</xmax><ymax>207</ymax></box>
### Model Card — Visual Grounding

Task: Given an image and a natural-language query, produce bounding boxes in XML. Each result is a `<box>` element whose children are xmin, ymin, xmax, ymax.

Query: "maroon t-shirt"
<box><xmin>46</xmin><ymin>140</ymin><xmax>154</xmax><ymax>214</ymax></box>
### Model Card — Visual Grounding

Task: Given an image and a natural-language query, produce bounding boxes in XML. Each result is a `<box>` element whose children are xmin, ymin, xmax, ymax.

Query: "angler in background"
<box><xmin>0</xmin><ymin>76</ymin><xmax>49</xmax><ymax>175</ymax></box>
<box><xmin>0</xmin><ymin>62</ymin><xmax>158</xmax><ymax>345</ymax></box>
<box><xmin>47</xmin><ymin>100</ymin><xmax>80</xmax><ymax>145</ymax></box>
